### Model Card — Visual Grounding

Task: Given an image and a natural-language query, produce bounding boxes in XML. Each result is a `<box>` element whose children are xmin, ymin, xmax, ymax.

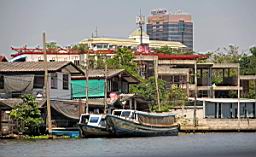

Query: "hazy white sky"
<box><xmin>0</xmin><ymin>0</ymin><xmax>256</xmax><ymax>57</ymax></box>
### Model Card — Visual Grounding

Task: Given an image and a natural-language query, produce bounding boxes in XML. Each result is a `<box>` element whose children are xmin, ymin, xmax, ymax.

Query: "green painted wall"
<box><xmin>71</xmin><ymin>79</ymin><xmax>104</xmax><ymax>98</ymax></box>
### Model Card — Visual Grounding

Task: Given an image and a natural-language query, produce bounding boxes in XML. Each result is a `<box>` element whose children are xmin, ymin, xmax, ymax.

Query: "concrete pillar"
<box><xmin>216</xmin><ymin>103</ymin><xmax>219</xmax><ymax>118</ymax></box>
<box><xmin>203</xmin><ymin>100</ymin><xmax>206</xmax><ymax>118</ymax></box>
<box><xmin>129</xmin><ymin>99</ymin><xmax>132</xmax><ymax>109</ymax></box>
<box><xmin>208</xmin><ymin>68</ymin><xmax>211</xmax><ymax>97</ymax></box>
<box><xmin>134</xmin><ymin>99</ymin><xmax>137</xmax><ymax>111</ymax></box>
<box><xmin>186</xmin><ymin>72</ymin><xmax>190</xmax><ymax>97</ymax></box>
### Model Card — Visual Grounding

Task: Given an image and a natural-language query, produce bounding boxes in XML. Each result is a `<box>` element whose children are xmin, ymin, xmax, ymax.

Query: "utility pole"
<box><xmin>43</xmin><ymin>32</ymin><xmax>52</xmax><ymax>138</ymax></box>
<box><xmin>193</xmin><ymin>60</ymin><xmax>198</xmax><ymax>131</ymax></box>
<box><xmin>85</xmin><ymin>50</ymin><xmax>89</xmax><ymax>114</ymax></box>
<box><xmin>154</xmin><ymin>57</ymin><xmax>160</xmax><ymax>111</ymax></box>
<box><xmin>104</xmin><ymin>55</ymin><xmax>108</xmax><ymax>114</ymax></box>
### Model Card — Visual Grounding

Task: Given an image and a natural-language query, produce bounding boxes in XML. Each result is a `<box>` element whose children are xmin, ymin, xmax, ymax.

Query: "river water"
<box><xmin>0</xmin><ymin>133</ymin><xmax>256</xmax><ymax>157</ymax></box>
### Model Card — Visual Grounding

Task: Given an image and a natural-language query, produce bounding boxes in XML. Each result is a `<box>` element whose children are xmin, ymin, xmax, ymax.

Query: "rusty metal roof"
<box><xmin>72</xmin><ymin>69</ymin><xmax>140</xmax><ymax>83</ymax></box>
<box><xmin>0</xmin><ymin>61</ymin><xmax>84</xmax><ymax>75</ymax></box>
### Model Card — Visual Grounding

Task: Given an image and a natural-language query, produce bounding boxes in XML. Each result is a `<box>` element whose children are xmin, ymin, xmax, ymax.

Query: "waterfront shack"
<box><xmin>71</xmin><ymin>69</ymin><xmax>146</xmax><ymax>112</ymax></box>
<box><xmin>0</xmin><ymin>61</ymin><xmax>84</xmax><ymax>136</ymax></box>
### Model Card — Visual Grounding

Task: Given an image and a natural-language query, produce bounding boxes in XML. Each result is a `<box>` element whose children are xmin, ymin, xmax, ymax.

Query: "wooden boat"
<box><xmin>78</xmin><ymin>114</ymin><xmax>111</xmax><ymax>137</ymax></box>
<box><xmin>105</xmin><ymin>109</ymin><xmax>180</xmax><ymax>137</ymax></box>
<box><xmin>51</xmin><ymin>127</ymin><xmax>80</xmax><ymax>138</ymax></box>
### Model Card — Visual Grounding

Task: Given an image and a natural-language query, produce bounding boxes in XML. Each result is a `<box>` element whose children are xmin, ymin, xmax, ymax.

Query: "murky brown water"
<box><xmin>0</xmin><ymin>133</ymin><xmax>256</xmax><ymax>157</ymax></box>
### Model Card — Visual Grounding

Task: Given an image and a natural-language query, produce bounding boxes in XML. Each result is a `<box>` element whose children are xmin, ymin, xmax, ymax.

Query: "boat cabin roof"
<box><xmin>112</xmin><ymin>109</ymin><xmax>176</xmax><ymax>117</ymax></box>
<box><xmin>79</xmin><ymin>114</ymin><xmax>106</xmax><ymax>125</ymax></box>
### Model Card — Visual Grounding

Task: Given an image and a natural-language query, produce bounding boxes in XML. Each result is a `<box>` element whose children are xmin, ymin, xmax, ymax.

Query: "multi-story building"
<box><xmin>147</xmin><ymin>9</ymin><xmax>193</xmax><ymax>51</ymax></box>
<box><xmin>80</xmin><ymin>29</ymin><xmax>186</xmax><ymax>51</ymax></box>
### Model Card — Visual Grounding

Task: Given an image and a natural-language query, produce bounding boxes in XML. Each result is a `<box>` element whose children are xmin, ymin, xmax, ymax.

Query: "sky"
<box><xmin>0</xmin><ymin>0</ymin><xmax>256</xmax><ymax>58</ymax></box>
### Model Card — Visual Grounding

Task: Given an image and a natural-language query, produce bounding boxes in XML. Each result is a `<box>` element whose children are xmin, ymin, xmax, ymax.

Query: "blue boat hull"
<box><xmin>51</xmin><ymin>128</ymin><xmax>80</xmax><ymax>138</ymax></box>
<box><xmin>106</xmin><ymin>115</ymin><xmax>179</xmax><ymax>137</ymax></box>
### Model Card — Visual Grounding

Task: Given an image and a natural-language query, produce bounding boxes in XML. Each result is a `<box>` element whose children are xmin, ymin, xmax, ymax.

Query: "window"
<box><xmin>51</xmin><ymin>73</ymin><xmax>58</xmax><ymax>89</ymax></box>
<box><xmin>63</xmin><ymin>74</ymin><xmax>69</xmax><ymax>90</ymax></box>
<box><xmin>33</xmin><ymin>75</ymin><xmax>44</xmax><ymax>88</ymax></box>
<box><xmin>74</xmin><ymin>60</ymin><xmax>80</xmax><ymax>66</ymax></box>
<box><xmin>0</xmin><ymin>75</ymin><xmax>4</xmax><ymax>89</ymax></box>
<box><xmin>121</xmin><ymin>111</ymin><xmax>131</xmax><ymax>118</ymax></box>
<box><xmin>89</xmin><ymin>117</ymin><xmax>99</xmax><ymax>123</ymax></box>
<box><xmin>38</xmin><ymin>57</ymin><xmax>43</xmax><ymax>62</ymax></box>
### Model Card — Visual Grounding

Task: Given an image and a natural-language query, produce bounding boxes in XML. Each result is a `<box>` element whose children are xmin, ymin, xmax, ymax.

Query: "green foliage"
<box><xmin>130</xmin><ymin>77</ymin><xmax>170</xmax><ymax>111</ymax></box>
<box><xmin>71</xmin><ymin>43</ymin><xmax>88</xmax><ymax>53</ymax></box>
<box><xmin>151</xmin><ymin>103</ymin><xmax>173</xmax><ymax>112</ymax></box>
<box><xmin>106</xmin><ymin>48</ymin><xmax>142</xmax><ymax>80</ymax></box>
<box><xmin>46</xmin><ymin>42</ymin><xmax>60</xmax><ymax>52</ymax></box>
<box><xmin>240</xmin><ymin>47</ymin><xmax>256</xmax><ymax>75</ymax></box>
<box><xmin>209</xmin><ymin>45</ymin><xmax>242</xmax><ymax>63</ymax></box>
<box><xmin>10</xmin><ymin>94</ymin><xmax>43</xmax><ymax>135</ymax></box>
<box><xmin>168</xmin><ymin>85</ymin><xmax>188</xmax><ymax>107</ymax></box>
<box><xmin>246</xmin><ymin>81</ymin><xmax>256</xmax><ymax>99</ymax></box>
<box><xmin>155</xmin><ymin>46</ymin><xmax>193</xmax><ymax>55</ymax></box>
<box><xmin>250</xmin><ymin>47</ymin><xmax>256</xmax><ymax>57</ymax></box>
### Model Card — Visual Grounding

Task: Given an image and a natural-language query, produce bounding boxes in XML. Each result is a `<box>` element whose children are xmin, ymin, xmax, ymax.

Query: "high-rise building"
<box><xmin>146</xmin><ymin>9</ymin><xmax>193</xmax><ymax>51</ymax></box>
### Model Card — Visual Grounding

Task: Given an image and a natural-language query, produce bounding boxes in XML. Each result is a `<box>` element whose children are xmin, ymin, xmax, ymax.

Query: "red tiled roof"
<box><xmin>135</xmin><ymin>52</ymin><xmax>208</xmax><ymax>60</ymax></box>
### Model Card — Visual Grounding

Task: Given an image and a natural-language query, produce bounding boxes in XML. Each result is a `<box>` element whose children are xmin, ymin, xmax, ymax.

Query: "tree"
<box><xmin>10</xmin><ymin>94</ymin><xmax>43</xmax><ymax>135</ymax></box>
<box><xmin>240</xmin><ymin>47</ymin><xmax>256</xmax><ymax>75</ymax></box>
<box><xmin>71</xmin><ymin>43</ymin><xmax>88</xmax><ymax>53</ymax></box>
<box><xmin>107</xmin><ymin>48</ymin><xmax>141</xmax><ymax>79</ymax></box>
<box><xmin>240</xmin><ymin>47</ymin><xmax>256</xmax><ymax>99</ymax></box>
<box><xmin>168</xmin><ymin>85</ymin><xmax>187</xmax><ymax>107</ymax></box>
<box><xmin>130</xmin><ymin>77</ymin><xmax>169</xmax><ymax>111</ymax></box>
<box><xmin>209</xmin><ymin>45</ymin><xmax>242</xmax><ymax>63</ymax></box>
<box><xmin>155</xmin><ymin>46</ymin><xmax>193</xmax><ymax>55</ymax></box>
<box><xmin>46</xmin><ymin>42</ymin><xmax>60</xmax><ymax>52</ymax></box>
<box><xmin>208</xmin><ymin>45</ymin><xmax>242</xmax><ymax>85</ymax></box>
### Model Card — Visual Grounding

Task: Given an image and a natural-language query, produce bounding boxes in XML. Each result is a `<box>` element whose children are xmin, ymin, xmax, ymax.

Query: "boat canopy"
<box><xmin>112</xmin><ymin>109</ymin><xmax>176</xmax><ymax>127</ymax></box>
<box><xmin>137</xmin><ymin>113</ymin><xmax>176</xmax><ymax>127</ymax></box>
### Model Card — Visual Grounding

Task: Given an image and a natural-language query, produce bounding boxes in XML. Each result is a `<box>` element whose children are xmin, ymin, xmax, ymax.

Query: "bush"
<box><xmin>10</xmin><ymin>94</ymin><xmax>43</xmax><ymax>135</ymax></box>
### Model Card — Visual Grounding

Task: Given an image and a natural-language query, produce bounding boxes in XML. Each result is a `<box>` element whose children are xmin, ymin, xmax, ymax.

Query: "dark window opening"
<box><xmin>33</xmin><ymin>75</ymin><xmax>44</xmax><ymax>88</ymax></box>
<box><xmin>0</xmin><ymin>75</ymin><xmax>4</xmax><ymax>89</ymax></box>
<box><xmin>51</xmin><ymin>73</ymin><xmax>58</xmax><ymax>89</ymax></box>
<box><xmin>63</xmin><ymin>74</ymin><xmax>69</xmax><ymax>90</ymax></box>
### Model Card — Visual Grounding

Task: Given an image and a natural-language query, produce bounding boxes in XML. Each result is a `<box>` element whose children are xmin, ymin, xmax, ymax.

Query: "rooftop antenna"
<box><xmin>95</xmin><ymin>27</ymin><xmax>98</xmax><ymax>37</ymax></box>
<box><xmin>136</xmin><ymin>8</ymin><xmax>145</xmax><ymax>45</ymax></box>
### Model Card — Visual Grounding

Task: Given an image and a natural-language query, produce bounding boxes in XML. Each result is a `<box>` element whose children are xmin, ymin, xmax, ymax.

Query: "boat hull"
<box><xmin>106</xmin><ymin>115</ymin><xmax>179</xmax><ymax>137</ymax></box>
<box><xmin>78</xmin><ymin>124</ymin><xmax>111</xmax><ymax>137</ymax></box>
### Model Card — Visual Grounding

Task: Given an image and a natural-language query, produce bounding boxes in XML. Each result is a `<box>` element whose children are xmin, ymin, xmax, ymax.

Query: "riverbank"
<box><xmin>0</xmin><ymin>134</ymin><xmax>78</xmax><ymax>140</ymax></box>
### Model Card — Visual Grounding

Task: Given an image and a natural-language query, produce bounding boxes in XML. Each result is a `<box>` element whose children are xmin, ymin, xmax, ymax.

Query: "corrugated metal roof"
<box><xmin>72</xmin><ymin>69</ymin><xmax>125</xmax><ymax>78</ymax></box>
<box><xmin>0</xmin><ymin>61</ymin><xmax>78</xmax><ymax>73</ymax></box>
<box><xmin>71</xmin><ymin>69</ymin><xmax>140</xmax><ymax>84</ymax></box>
